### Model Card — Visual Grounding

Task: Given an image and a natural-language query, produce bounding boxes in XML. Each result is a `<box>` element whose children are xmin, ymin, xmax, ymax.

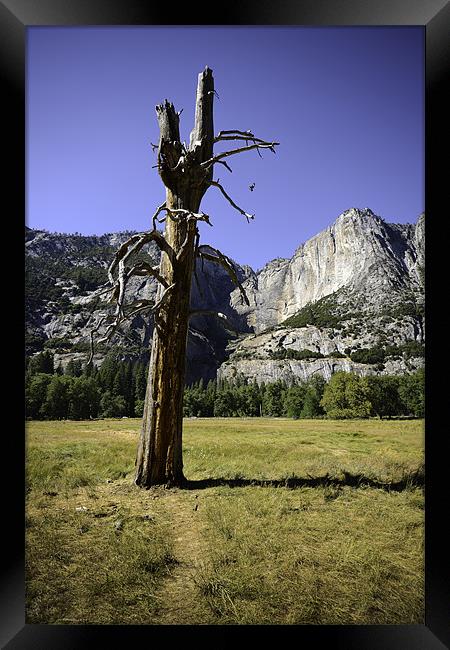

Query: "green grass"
<box><xmin>182</xmin><ymin>417</ymin><xmax>424</xmax><ymax>484</ymax></box>
<box><xmin>26</xmin><ymin>417</ymin><xmax>424</xmax><ymax>625</ymax></box>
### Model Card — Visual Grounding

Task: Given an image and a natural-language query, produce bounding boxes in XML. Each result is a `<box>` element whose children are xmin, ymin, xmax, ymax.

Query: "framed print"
<box><xmin>3</xmin><ymin>0</ymin><xmax>449</xmax><ymax>647</ymax></box>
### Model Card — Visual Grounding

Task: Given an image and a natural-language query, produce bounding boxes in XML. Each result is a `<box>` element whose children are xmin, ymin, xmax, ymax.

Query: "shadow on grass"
<box><xmin>181</xmin><ymin>467</ymin><xmax>424</xmax><ymax>492</ymax></box>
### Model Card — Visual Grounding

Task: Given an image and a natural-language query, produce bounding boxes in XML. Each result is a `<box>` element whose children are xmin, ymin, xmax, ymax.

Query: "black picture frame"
<box><xmin>4</xmin><ymin>1</ymin><xmax>449</xmax><ymax>647</ymax></box>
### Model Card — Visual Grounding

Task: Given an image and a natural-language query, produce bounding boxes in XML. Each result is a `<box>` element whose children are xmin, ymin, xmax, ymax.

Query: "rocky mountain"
<box><xmin>25</xmin><ymin>207</ymin><xmax>424</xmax><ymax>385</ymax></box>
<box><xmin>25</xmin><ymin>227</ymin><xmax>251</xmax><ymax>384</ymax></box>
<box><xmin>229</xmin><ymin>207</ymin><xmax>424</xmax><ymax>331</ymax></box>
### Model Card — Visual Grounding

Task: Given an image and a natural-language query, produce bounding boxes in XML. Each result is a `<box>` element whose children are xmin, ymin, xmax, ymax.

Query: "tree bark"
<box><xmin>135</xmin><ymin>67</ymin><xmax>214</xmax><ymax>487</ymax></box>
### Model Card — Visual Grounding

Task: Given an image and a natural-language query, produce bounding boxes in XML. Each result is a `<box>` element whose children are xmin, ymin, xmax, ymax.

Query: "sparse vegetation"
<box><xmin>350</xmin><ymin>342</ymin><xmax>425</xmax><ymax>365</ymax></box>
<box><xmin>43</xmin><ymin>337</ymin><xmax>74</xmax><ymax>351</ymax></box>
<box><xmin>269</xmin><ymin>348</ymin><xmax>324</xmax><ymax>360</ymax></box>
<box><xmin>350</xmin><ymin>346</ymin><xmax>385</xmax><ymax>365</ymax></box>
<box><xmin>281</xmin><ymin>294</ymin><xmax>344</xmax><ymax>329</ymax></box>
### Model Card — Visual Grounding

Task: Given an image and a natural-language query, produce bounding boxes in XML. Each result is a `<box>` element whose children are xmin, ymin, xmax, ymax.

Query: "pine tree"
<box><xmin>98</xmin><ymin>353</ymin><xmax>119</xmax><ymax>392</ymax></box>
<box><xmin>27</xmin><ymin>350</ymin><xmax>54</xmax><ymax>376</ymax></box>
<box><xmin>112</xmin><ymin>368</ymin><xmax>123</xmax><ymax>397</ymax></box>
<box><xmin>284</xmin><ymin>384</ymin><xmax>307</xmax><ymax>418</ymax></box>
<box><xmin>43</xmin><ymin>375</ymin><xmax>72</xmax><ymax>420</ymax></box>
<box><xmin>65</xmin><ymin>359</ymin><xmax>83</xmax><ymax>377</ymax></box>
<box><xmin>134</xmin><ymin>362</ymin><xmax>147</xmax><ymax>402</ymax></box>
<box><xmin>123</xmin><ymin>361</ymin><xmax>135</xmax><ymax>416</ymax></box>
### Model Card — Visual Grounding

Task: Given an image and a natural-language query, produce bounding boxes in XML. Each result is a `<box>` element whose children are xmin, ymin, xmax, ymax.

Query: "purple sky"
<box><xmin>27</xmin><ymin>26</ymin><xmax>424</xmax><ymax>271</ymax></box>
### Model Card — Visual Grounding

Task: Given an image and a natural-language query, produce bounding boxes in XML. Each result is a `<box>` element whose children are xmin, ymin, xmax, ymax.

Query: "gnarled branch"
<box><xmin>214</xmin><ymin>159</ymin><xmax>233</xmax><ymax>174</ymax></box>
<box><xmin>108</xmin><ymin>230</ymin><xmax>175</xmax><ymax>286</ymax></box>
<box><xmin>153</xmin><ymin>203</ymin><xmax>213</xmax><ymax>230</ymax></box>
<box><xmin>87</xmin><ymin>315</ymin><xmax>107</xmax><ymax>366</ymax></box>
<box><xmin>201</xmin><ymin>140</ymin><xmax>279</xmax><ymax>171</ymax></box>
<box><xmin>165</xmin><ymin>208</ymin><xmax>213</xmax><ymax>227</ymax></box>
<box><xmin>126</xmin><ymin>261</ymin><xmax>168</xmax><ymax>288</ymax></box>
<box><xmin>151</xmin><ymin>202</ymin><xmax>168</xmax><ymax>230</ymax></box>
<box><xmin>89</xmin><ymin>224</ymin><xmax>177</xmax><ymax>362</ymax></box>
<box><xmin>95</xmin><ymin>283</ymin><xmax>176</xmax><ymax>348</ymax></box>
<box><xmin>214</xmin><ymin>129</ymin><xmax>254</xmax><ymax>140</ymax></box>
<box><xmin>196</xmin><ymin>245</ymin><xmax>249</xmax><ymax>306</ymax></box>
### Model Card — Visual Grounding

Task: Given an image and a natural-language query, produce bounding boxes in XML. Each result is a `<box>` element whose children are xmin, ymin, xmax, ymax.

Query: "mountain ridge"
<box><xmin>25</xmin><ymin>207</ymin><xmax>424</xmax><ymax>384</ymax></box>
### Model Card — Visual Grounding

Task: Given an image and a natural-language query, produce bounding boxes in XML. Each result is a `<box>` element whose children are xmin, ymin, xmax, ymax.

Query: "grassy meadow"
<box><xmin>26</xmin><ymin>417</ymin><xmax>424</xmax><ymax>625</ymax></box>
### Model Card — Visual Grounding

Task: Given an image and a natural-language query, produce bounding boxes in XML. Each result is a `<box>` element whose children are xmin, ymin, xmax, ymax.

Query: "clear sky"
<box><xmin>27</xmin><ymin>26</ymin><xmax>424</xmax><ymax>271</ymax></box>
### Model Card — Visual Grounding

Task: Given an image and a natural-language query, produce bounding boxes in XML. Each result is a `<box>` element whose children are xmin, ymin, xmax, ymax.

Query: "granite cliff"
<box><xmin>25</xmin><ymin>207</ymin><xmax>424</xmax><ymax>384</ymax></box>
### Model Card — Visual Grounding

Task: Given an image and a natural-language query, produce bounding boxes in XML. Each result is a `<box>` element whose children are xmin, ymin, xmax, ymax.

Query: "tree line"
<box><xmin>25</xmin><ymin>350</ymin><xmax>147</xmax><ymax>421</ymax></box>
<box><xmin>25</xmin><ymin>350</ymin><xmax>424</xmax><ymax>421</ymax></box>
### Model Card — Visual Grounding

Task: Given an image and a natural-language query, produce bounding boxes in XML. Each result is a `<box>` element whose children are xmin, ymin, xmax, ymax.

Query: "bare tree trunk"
<box><xmin>135</xmin><ymin>67</ymin><xmax>214</xmax><ymax>487</ymax></box>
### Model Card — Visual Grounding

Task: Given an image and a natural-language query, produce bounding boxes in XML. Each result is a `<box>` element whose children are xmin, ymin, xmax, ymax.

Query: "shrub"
<box><xmin>43</xmin><ymin>337</ymin><xmax>73</xmax><ymax>351</ymax></box>
<box><xmin>270</xmin><ymin>348</ymin><xmax>324</xmax><ymax>361</ymax></box>
<box><xmin>350</xmin><ymin>347</ymin><xmax>385</xmax><ymax>365</ymax></box>
<box><xmin>135</xmin><ymin>399</ymin><xmax>145</xmax><ymax>417</ymax></box>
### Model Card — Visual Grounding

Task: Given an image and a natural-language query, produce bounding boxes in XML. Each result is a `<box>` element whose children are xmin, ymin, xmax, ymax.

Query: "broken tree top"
<box><xmin>93</xmin><ymin>67</ymin><xmax>278</xmax><ymax>372</ymax></box>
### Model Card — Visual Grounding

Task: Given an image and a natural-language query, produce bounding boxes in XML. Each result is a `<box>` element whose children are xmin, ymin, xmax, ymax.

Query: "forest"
<box><xmin>25</xmin><ymin>349</ymin><xmax>424</xmax><ymax>421</ymax></box>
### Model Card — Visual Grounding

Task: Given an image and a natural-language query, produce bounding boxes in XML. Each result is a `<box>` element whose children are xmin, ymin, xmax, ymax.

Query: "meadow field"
<box><xmin>26</xmin><ymin>417</ymin><xmax>424</xmax><ymax>625</ymax></box>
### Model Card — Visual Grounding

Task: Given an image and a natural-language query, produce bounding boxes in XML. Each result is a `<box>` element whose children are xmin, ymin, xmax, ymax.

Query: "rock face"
<box><xmin>218</xmin><ymin>325</ymin><xmax>424</xmax><ymax>386</ymax></box>
<box><xmin>230</xmin><ymin>208</ymin><xmax>424</xmax><ymax>333</ymax></box>
<box><xmin>218</xmin><ymin>208</ymin><xmax>424</xmax><ymax>385</ymax></box>
<box><xmin>25</xmin><ymin>207</ymin><xmax>424</xmax><ymax>384</ymax></box>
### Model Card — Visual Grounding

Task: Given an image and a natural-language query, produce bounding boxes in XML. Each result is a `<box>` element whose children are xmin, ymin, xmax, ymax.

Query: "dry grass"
<box><xmin>26</xmin><ymin>417</ymin><xmax>424</xmax><ymax>625</ymax></box>
<box><xmin>195</xmin><ymin>485</ymin><xmax>423</xmax><ymax>624</ymax></box>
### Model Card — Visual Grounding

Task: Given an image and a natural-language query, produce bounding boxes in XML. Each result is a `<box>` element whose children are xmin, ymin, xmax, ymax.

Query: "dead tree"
<box><xmin>95</xmin><ymin>67</ymin><xmax>278</xmax><ymax>487</ymax></box>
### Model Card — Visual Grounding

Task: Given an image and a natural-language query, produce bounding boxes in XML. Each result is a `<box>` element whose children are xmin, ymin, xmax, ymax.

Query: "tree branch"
<box><xmin>107</xmin><ymin>230</ymin><xmax>175</xmax><ymax>287</ymax></box>
<box><xmin>89</xmin><ymin>222</ymin><xmax>179</xmax><ymax>363</ymax></box>
<box><xmin>126</xmin><ymin>261</ymin><xmax>168</xmax><ymax>288</ymax></box>
<box><xmin>153</xmin><ymin>204</ymin><xmax>213</xmax><ymax>229</ymax></box>
<box><xmin>214</xmin><ymin>130</ymin><xmax>274</xmax><ymax>147</ymax></box>
<box><xmin>214</xmin><ymin>159</ymin><xmax>233</xmax><ymax>173</ymax></box>
<box><xmin>96</xmin><ymin>284</ymin><xmax>176</xmax><ymax>347</ymax></box>
<box><xmin>208</xmin><ymin>180</ymin><xmax>254</xmax><ymax>223</ymax></box>
<box><xmin>151</xmin><ymin>202</ymin><xmax>167</xmax><ymax>230</ymax></box>
<box><xmin>201</xmin><ymin>140</ymin><xmax>279</xmax><ymax>171</ymax></box>
<box><xmin>197</xmin><ymin>245</ymin><xmax>249</xmax><ymax>306</ymax></box>
<box><xmin>87</xmin><ymin>315</ymin><xmax>107</xmax><ymax>366</ymax></box>
<box><xmin>148</xmin><ymin>282</ymin><xmax>176</xmax><ymax>315</ymax></box>
<box><xmin>164</xmin><ymin>208</ymin><xmax>213</xmax><ymax>227</ymax></box>
<box><xmin>214</xmin><ymin>129</ymin><xmax>254</xmax><ymax>139</ymax></box>
<box><xmin>115</xmin><ymin>257</ymin><xmax>127</xmax><ymax>319</ymax></box>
